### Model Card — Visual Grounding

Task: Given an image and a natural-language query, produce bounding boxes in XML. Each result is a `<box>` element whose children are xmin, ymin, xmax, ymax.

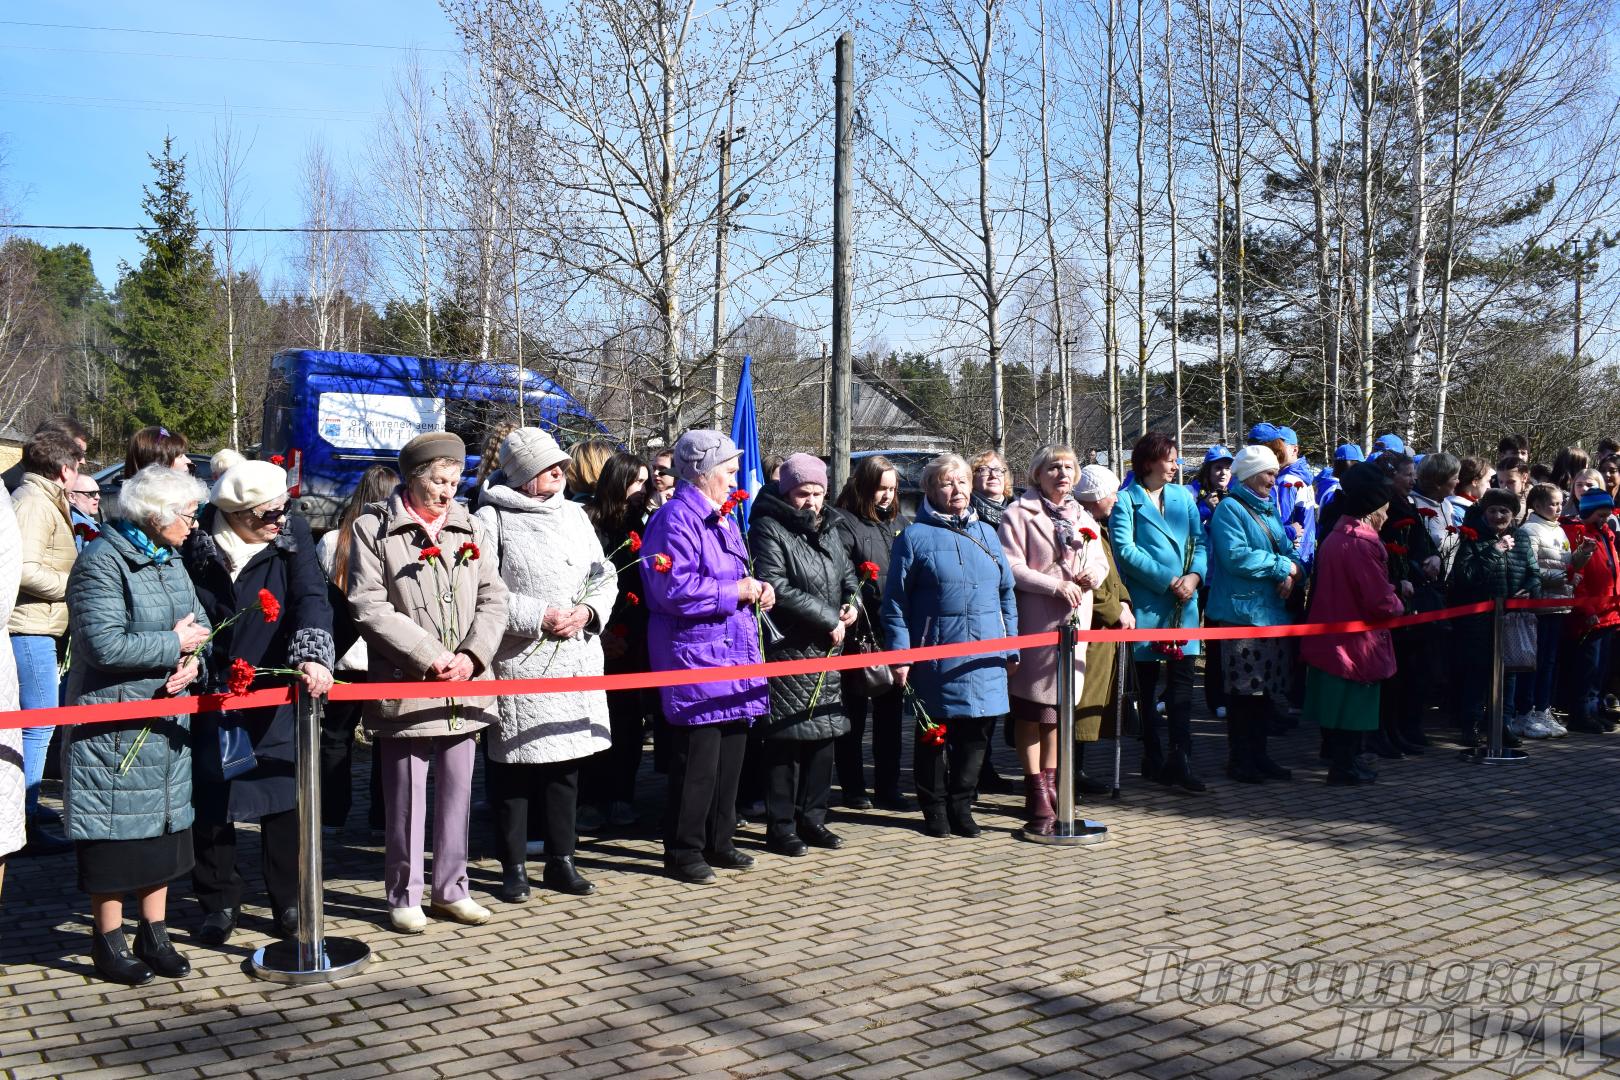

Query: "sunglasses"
<box><xmin>251</xmin><ymin>505</ymin><xmax>290</xmax><ymax>523</ymax></box>
<box><xmin>654</xmin><ymin>467</ymin><xmax>673</xmax><ymax>478</ymax></box>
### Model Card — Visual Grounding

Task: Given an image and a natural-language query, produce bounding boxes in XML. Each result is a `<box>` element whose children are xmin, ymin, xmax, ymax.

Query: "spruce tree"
<box><xmin>111</xmin><ymin>135</ymin><xmax>226</xmax><ymax>445</ymax></box>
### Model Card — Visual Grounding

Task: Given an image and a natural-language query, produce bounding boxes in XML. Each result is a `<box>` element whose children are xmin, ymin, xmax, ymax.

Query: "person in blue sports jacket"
<box><xmin>1316</xmin><ymin>443</ymin><xmax>1365</xmax><ymax>512</ymax></box>
<box><xmin>1108</xmin><ymin>432</ymin><xmax>1207</xmax><ymax>792</ymax></box>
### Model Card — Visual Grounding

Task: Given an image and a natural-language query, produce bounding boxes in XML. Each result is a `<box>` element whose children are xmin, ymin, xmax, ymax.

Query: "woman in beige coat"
<box><xmin>348</xmin><ymin>432</ymin><xmax>509</xmax><ymax>933</ymax></box>
<box><xmin>998</xmin><ymin>445</ymin><xmax>1108</xmax><ymax>836</ymax></box>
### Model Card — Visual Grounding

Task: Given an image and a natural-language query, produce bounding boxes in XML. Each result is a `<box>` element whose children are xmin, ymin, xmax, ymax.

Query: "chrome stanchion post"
<box><xmin>1024</xmin><ymin>619</ymin><xmax>1107</xmax><ymax>845</ymax></box>
<box><xmin>252</xmin><ymin>689</ymin><xmax>373</xmax><ymax>983</ymax></box>
<box><xmin>1466</xmin><ymin>596</ymin><xmax>1528</xmax><ymax>766</ymax></box>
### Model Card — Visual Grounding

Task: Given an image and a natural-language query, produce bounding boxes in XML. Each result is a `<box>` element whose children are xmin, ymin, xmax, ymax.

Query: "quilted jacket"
<box><xmin>9</xmin><ymin>472</ymin><xmax>77</xmax><ymax>637</ymax></box>
<box><xmin>881</xmin><ymin>500</ymin><xmax>1019</xmax><ymax>720</ymax></box>
<box><xmin>62</xmin><ymin>523</ymin><xmax>210</xmax><ymax>842</ymax></box>
<box><xmin>749</xmin><ymin>484</ymin><xmax>857</xmax><ymax>741</ymax></box>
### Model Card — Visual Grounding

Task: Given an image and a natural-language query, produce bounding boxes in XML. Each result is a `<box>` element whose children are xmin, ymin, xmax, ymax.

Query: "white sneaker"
<box><xmin>1505</xmin><ymin>713</ymin><xmax>1531</xmax><ymax>738</ymax></box>
<box><xmin>525</xmin><ymin>839</ymin><xmax>546</xmax><ymax>856</ymax></box>
<box><xmin>431</xmin><ymin>897</ymin><xmax>492</xmax><ymax>925</ymax></box>
<box><xmin>1535</xmin><ymin>708</ymin><xmax>1569</xmax><ymax>738</ymax></box>
<box><xmin>390</xmin><ymin>906</ymin><xmax>428</xmax><ymax>934</ymax></box>
<box><xmin>1521</xmin><ymin>713</ymin><xmax>1556</xmax><ymax>739</ymax></box>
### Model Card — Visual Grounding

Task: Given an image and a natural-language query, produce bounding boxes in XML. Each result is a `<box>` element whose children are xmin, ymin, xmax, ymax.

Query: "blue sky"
<box><xmin>0</xmin><ymin>2</ymin><xmax>460</xmax><ymax>288</ymax></box>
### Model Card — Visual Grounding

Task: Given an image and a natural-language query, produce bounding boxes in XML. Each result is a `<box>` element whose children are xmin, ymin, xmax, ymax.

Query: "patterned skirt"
<box><xmin>1221</xmin><ymin>634</ymin><xmax>1294</xmax><ymax>699</ymax></box>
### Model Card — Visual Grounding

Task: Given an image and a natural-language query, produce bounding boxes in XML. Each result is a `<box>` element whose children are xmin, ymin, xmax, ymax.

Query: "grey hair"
<box><xmin>1026</xmin><ymin>444</ymin><xmax>1078</xmax><ymax>490</ymax></box>
<box><xmin>409</xmin><ymin>456</ymin><xmax>463</xmax><ymax>481</ymax></box>
<box><xmin>118</xmin><ymin>464</ymin><xmax>208</xmax><ymax>527</ymax></box>
<box><xmin>1416</xmin><ymin>451</ymin><xmax>1459</xmax><ymax>493</ymax></box>
<box><xmin>921</xmin><ymin>453</ymin><xmax>971</xmax><ymax>497</ymax></box>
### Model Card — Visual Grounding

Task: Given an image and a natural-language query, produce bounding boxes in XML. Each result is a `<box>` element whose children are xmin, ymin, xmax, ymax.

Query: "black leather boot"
<box><xmin>1073</xmin><ymin>744</ymin><xmax>1110</xmax><ymax>795</ymax></box>
<box><xmin>93</xmin><ymin>927</ymin><xmax>154</xmax><ymax>986</ymax></box>
<box><xmin>1325</xmin><ymin>731</ymin><xmax>1365</xmax><ymax>785</ymax></box>
<box><xmin>542</xmin><ymin>856</ymin><xmax>596</xmax><ymax>896</ymax></box>
<box><xmin>197</xmin><ymin>906</ymin><xmax>237</xmax><ymax>946</ymax></box>
<box><xmin>1159</xmin><ymin>745</ymin><xmax>1207</xmax><ymax>793</ymax></box>
<box><xmin>498</xmin><ymin>863</ymin><xmax>531</xmax><ymax>903</ymax></box>
<box><xmin>1249</xmin><ymin>708</ymin><xmax>1292</xmax><ymax>781</ymax></box>
<box><xmin>132</xmin><ymin>920</ymin><xmax>190</xmax><ymax>979</ymax></box>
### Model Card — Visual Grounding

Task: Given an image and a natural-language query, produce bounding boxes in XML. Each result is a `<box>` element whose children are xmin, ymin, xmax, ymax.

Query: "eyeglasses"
<box><xmin>250</xmin><ymin>504</ymin><xmax>289</xmax><ymax>523</ymax></box>
<box><xmin>175</xmin><ymin>511</ymin><xmax>199</xmax><ymax>528</ymax></box>
<box><xmin>974</xmin><ymin>467</ymin><xmax>1006</xmax><ymax>477</ymax></box>
<box><xmin>71</xmin><ymin>489</ymin><xmax>100</xmax><ymax>501</ymax></box>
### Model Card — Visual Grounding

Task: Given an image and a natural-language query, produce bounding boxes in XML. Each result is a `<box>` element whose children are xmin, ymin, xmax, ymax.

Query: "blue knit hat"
<box><xmin>1334</xmin><ymin>443</ymin><xmax>1365</xmax><ymax>463</ymax></box>
<box><xmin>1579</xmin><ymin>490</ymin><xmax>1614</xmax><ymax>515</ymax></box>
<box><xmin>1246</xmin><ymin>422</ymin><xmax>1281</xmax><ymax>444</ymax></box>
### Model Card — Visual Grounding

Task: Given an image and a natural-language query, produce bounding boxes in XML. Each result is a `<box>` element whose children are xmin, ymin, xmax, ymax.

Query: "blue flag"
<box><xmin>729</xmin><ymin>353</ymin><xmax>765</xmax><ymax>530</ymax></box>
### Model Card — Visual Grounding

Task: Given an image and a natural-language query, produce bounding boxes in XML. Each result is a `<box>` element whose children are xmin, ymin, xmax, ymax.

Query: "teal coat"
<box><xmin>62</xmin><ymin>525</ymin><xmax>210</xmax><ymax>843</ymax></box>
<box><xmin>1206</xmin><ymin>483</ymin><xmax>1301</xmax><ymax>628</ymax></box>
<box><xmin>1108</xmin><ymin>481</ymin><xmax>1208</xmax><ymax>661</ymax></box>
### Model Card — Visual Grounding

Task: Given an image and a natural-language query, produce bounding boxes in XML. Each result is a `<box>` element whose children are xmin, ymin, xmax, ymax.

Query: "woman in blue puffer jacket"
<box><xmin>1206</xmin><ymin>445</ymin><xmax>1303</xmax><ymax>785</ymax></box>
<box><xmin>882</xmin><ymin>453</ymin><xmax>1018</xmax><ymax>839</ymax></box>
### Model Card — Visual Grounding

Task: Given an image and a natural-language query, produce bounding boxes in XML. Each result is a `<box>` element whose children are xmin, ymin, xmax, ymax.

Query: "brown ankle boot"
<box><xmin>1023</xmin><ymin>774</ymin><xmax>1055</xmax><ymax>835</ymax></box>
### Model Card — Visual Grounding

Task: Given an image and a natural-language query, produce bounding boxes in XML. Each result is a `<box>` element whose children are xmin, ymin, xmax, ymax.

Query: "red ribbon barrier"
<box><xmin>0</xmin><ymin>595</ymin><xmax>1575</xmax><ymax>731</ymax></box>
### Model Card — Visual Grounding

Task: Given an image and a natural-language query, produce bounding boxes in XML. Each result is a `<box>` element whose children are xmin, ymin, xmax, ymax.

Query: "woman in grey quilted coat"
<box><xmin>0</xmin><ymin>492</ymin><xmax>24</xmax><ymax>891</ymax></box>
<box><xmin>748</xmin><ymin>454</ymin><xmax>858</xmax><ymax>858</ymax></box>
<box><xmin>473</xmin><ymin>427</ymin><xmax>614</xmax><ymax>903</ymax></box>
<box><xmin>62</xmin><ymin>465</ymin><xmax>213</xmax><ymax>985</ymax></box>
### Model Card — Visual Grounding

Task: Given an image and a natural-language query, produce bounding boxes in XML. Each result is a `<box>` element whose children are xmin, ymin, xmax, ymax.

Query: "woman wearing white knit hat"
<box><xmin>179</xmin><ymin>457</ymin><xmax>337</xmax><ymax>947</ymax></box>
<box><xmin>1205</xmin><ymin>445</ymin><xmax>1302</xmax><ymax>784</ymax></box>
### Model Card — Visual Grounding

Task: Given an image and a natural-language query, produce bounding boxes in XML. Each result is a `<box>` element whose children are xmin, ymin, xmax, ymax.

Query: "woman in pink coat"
<box><xmin>999</xmin><ymin>445</ymin><xmax>1109</xmax><ymax>835</ymax></box>
<box><xmin>1301</xmin><ymin>463</ymin><xmax>1403</xmax><ymax>785</ymax></box>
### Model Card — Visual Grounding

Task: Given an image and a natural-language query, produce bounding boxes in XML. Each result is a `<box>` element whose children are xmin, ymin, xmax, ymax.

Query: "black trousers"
<box><xmin>582</xmin><ymin>688</ymin><xmax>646</xmax><ymax>807</ymax></box>
<box><xmin>914</xmin><ymin>715</ymin><xmax>991</xmax><ymax>824</ymax></box>
<box><xmin>762</xmin><ymin>737</ymin><xmax>835</xmax><ymax>844</ymax></box>
<box><xmin>486</xmin><ymin>758</ymin><xmax>579</xmax><ymax>868</ymax></box>
<box><xmin>192</xmin><ymin>807</ymin><xmax>299</xmax><ymax>914</ymax></box>
<box><xmin>664</xmin><ymin>721</ymin><xmax>748</xmax><ymax>864</ymax></box>
<box><xmin>833</xmin><ymin>684</ymin><xmax>904</xmax><ymax>800</ymax></box>
<box><xmin>319</xmin><ymin>697</ymin><xmax>370</xmax><ymax>829</ymax></box>
<box><xmin>1136</xmin><ymin>656</ymin><xmax>1196</xmax><ymax>756</ymax></box>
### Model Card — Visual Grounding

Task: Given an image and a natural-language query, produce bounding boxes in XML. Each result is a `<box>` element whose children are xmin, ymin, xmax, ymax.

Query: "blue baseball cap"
<box><xmin>1276</xmin><ymin>426</ymin><xmax>1299</xmax><ymax>445</ymax></box>
<box><xmin>1246</xmin><ymin>422</ymin><xmax>1281</xmax><ymax>444</ymax></box>
<box><xmin>1374</xmin><ymin>433</ymin><xmax>1406</xmax><ymax>455</ymax></box>
<box><xmin>1334</xmin><ymin>443</ymin><xmax>1365</xmax><ymax>463</ymax></box>
<box><xmin>1203</xmin><ymin>445</ymin><xmax>1234</xmax><ymax>464</ymax></box>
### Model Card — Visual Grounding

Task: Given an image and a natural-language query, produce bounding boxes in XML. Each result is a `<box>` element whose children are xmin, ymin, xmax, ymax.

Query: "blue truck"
<box><xmin>259</xmin><ymin>349</ymin><xmax>607</xmax><ymax>530</ymax></box>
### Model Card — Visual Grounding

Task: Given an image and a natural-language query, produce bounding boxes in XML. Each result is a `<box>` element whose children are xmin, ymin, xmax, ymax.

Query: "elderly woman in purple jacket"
<box><xmin>643</xmin><ymin>430</ymin><xmax>777</xmax><ymax>885</ymax></box>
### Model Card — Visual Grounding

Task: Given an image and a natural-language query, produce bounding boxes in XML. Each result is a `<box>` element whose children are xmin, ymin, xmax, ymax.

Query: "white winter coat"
<box><xmin>1520</xmin><ymin>512</ymin><xmax>1575</xmax><ymax>601</ymax></box>
<box><xmin>475</xmin><ymin>481</ymin><xmax>615</xmax><ymax>765</ymax></box>
<box><xmin>0</xmin><ymin>494</ymin><xmax>25</xmax><ymax>857</ymax></box>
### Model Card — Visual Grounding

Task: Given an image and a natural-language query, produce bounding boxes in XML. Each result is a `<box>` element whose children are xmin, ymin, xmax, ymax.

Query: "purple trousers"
<box><xmin>381</xmin><ymin>733</ymin><xmax>476</xmax><ymax>908</ymax></box>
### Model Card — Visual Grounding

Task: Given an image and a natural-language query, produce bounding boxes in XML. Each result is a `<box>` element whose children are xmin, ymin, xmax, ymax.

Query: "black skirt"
<box><xmin>76</xmin><ymin>829</ymin><xmax>194</xmax><ymax>895</ymax></box>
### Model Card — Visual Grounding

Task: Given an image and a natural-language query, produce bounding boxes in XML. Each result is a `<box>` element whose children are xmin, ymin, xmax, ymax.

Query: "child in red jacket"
<box><xmin>1560</xmin><ymin>490</ymin><xmax>1620</xmax><ymax>733</ymax></box>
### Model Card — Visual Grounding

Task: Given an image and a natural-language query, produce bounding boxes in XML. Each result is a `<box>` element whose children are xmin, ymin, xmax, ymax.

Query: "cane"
<box><xmin>1111</xmin><ymin>637</ymin><xmax>1130</xmax><ymax>799</ymax></box>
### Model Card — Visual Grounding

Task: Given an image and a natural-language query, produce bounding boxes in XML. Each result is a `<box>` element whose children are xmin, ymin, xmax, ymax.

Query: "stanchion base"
<box><xmin>1019</xmin><ymin>819</ymin><xmax>1108</xmax><ymax>846</ymax></box>
<box><xmin>1460</xmin><ymin>747</ymin><xmax>1531</xmax><ymax>766</ymax></box>
<box><xmin>251</xmin><ymin>937</ymin><xmax>372</xmax><ymax>984</ymax></box>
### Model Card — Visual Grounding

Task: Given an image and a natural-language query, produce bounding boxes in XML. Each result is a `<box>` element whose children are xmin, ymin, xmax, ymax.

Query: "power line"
<box><xmin>0</xmin><ymin>19</ymin><xmax>456</xmax><ymax>54</ymax></box>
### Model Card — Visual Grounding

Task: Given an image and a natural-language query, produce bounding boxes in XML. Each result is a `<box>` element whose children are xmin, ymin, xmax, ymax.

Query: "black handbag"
<box><xmin>854</xmin><ymin>630</ymin><xmax>895</xmax><ymax>694</ymax></box>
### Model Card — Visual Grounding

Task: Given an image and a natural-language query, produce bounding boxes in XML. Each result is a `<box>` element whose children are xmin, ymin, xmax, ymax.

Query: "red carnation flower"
<box><xmin>628</xmin><ymin>530</ymin><xmax>643</xmax><ymax>554</ymax></box>
<box><xmin>457</xmin><ymin>541</ymin><xmax>480</xmax><ymax>563</ymax></box>
<box><xmin>1079</xmin><ymin>527</ymin><xmax>1098</xmax><ymax>542</ymax></box>
<box><xmin>652</xmin><ymin>553</ymin><xmax>672</xmax><ymax>573</ymax></box>
<box><xmin>258</xmin><ymin>588</ymin><xmax>281</xmax><ymax>623</ymax></box>
<box><xmin>420</xmin><ymin>545</ymin><xmax>442</xmax><ymax>563</ymax></box>
<box><xmin>1385</xmin><ymin>542</ymin><xmax>1409</xmax><ymax>556</ymax></box>
<box><xmin>228</xmin><ymin>658</ymin><xmax>256</xmax><ymax>695</ymax></box>
<box><xmin>1459</xmin><ymin>526</ymin><xmax>1479</xmax><ymax>541</ymax></box>
<box><xmin>731</xmin><ymin>489</ymin><xmax>750</xmax><ymax>503</ymax></box>
<box><xmin>626</xmin><ymin>591</ymin><xmax>641</xmax><ymax>606</ymax></box>
<box><xmin>859</xmin><ymin>560</ymin><xmax>881</xmax><ymax>582</ymax></box>
<box><xmin>269</xmin><ymin>454</ymin><xmax>285</xmax><ymax>467</ymax></box>
<box><xmin>1417</xmin><ymin>507</ymin><xmax>1438</xmax><ymax>519</ymax></box>
<box><xmin>1390</xmin><ymin>518</ymin><xmax>1417</xmax><ymax>530</ymax></box>
<box><xmin>74</xmin><ymin>522</ymin><xmax>100</xmax><ymax>542</ymax></box>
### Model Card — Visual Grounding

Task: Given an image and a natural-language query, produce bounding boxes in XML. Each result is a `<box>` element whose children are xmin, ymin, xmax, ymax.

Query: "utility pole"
<box><xmin>831</xmin><ymin>32</ymin><xmax>854</xmax><ymax>491</ymax></box>
<box><xmin>712</xmin><ymin>85</ymin><xmax>742</xmax><ymax>429</ymax></box>
<box><xmin>821</xmin><ymin>340</ymin><xmax>831</xmax><ymax>454</ymax></box>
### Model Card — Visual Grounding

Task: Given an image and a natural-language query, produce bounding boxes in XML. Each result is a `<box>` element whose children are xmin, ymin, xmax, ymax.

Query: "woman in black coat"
<box><xmin>748</xmin><ymin>454</ymin><xmax>858</xmax><ymax>857</ymax></box>
<box><xmin>179</xmin><ymin>460</ymin><xmax>334</xmax><ymax>946</ymax></box>
<box><xmin>831</xmin><ymin>455</ymin><xmax>908</xmax><ymax>810</ymax></box>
